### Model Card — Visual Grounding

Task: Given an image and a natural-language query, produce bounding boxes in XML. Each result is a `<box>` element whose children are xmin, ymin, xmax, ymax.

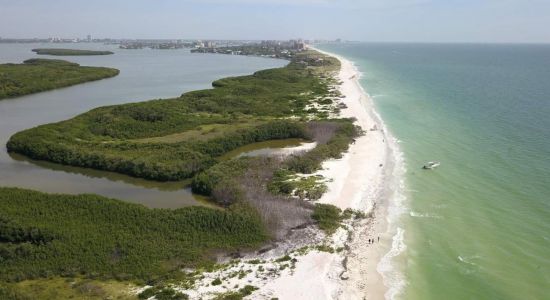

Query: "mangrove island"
<box><xmin>0</xmin><ymin>58</ymin><xmax>119</xmax><ymax>100</ymax></box>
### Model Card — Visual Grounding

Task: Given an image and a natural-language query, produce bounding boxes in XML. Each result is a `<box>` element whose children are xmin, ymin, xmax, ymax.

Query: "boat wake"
<box><xmin>457</xmin><ymin>255</ymin><xmax>483</xmax><ymax>275</ymax></box>
<box><xmin>458</xmin><ymin>254</ymin><xmax>483</xmax><ymax>266</ymax></box>
<box><xmin>410</xmin><ymin>211</ymin><xmax>443</xmax><ymax>219</ymax></box>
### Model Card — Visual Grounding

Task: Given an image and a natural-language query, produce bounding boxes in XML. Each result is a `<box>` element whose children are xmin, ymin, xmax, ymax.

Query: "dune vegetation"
<box><xmin>190</xmin><ymin>119</ymin><xmax>359</xmax><ymax>238</ymax></box>
<box><xmin>32</xmin><ymin>48</ymin><xmax>114</xmax><ymax>56</ymax></box>
<box><xmin>0</xmin><ymin>58</ymin><xmax>119</xmax><ymax>100</ymax></box>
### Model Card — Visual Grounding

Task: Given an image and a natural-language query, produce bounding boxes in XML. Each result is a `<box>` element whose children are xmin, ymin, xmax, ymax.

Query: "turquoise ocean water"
<box><xmin>318</xmin><ymin>43</ymin><xmax>550</xmax><ymax>299</ymax></box>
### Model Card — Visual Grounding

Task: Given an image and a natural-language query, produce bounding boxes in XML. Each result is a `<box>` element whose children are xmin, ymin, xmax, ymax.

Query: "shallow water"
<box><xmin>0</xmin><ymin>43</ymin><xmax>286</xmax><ymax>208</ymax></box>
<box><xmin>318</xmin><ymin>43</ymin><xmax>550</xmax><ymax>299</ymax></box>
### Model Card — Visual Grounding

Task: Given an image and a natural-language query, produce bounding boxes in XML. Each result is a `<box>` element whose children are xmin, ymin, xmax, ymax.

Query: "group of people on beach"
<box><xmin>368</xmin><ymin>236</ymin><xmax>380</xmax><ymax>244</ymax></box>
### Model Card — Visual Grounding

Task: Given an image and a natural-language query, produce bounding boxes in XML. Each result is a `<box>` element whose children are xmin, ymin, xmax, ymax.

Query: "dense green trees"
<box><xmin>0</xmin><ymin>216</ymin><xmax>54</xmax><ymax>245</ymax></box>
<box><xmin>8</xmin><ymin>121</ymin><xmax>308</xmax><ymax>181</ymax></box>
<box><xmin>0</xmin><ymin>188</ymin><xmax>267</xmax><ymax>282</ymax></box>
<box><xmin>32</xmin><ymin>48</ymin><xmax>114</xmax><ymax>56</ymax></box>
<box><xmin>191</xmin><ymin>158</ymin><xmax>251</xmax><ymax>196</ymax></box>
<box><xmin>0</xmin><ymin>59</ymin><xmax>119</xmax><ymax>100</ymax></box>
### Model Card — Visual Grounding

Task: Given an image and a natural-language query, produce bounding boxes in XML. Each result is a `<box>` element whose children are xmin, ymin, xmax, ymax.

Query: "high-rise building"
<box><xmin>87</xmin><ymin>35</ymin><xmax>92</xmax><ymax>42</ymax></box>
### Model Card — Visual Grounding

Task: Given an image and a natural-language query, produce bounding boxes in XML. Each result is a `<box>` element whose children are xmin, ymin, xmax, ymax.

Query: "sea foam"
<box><xmin>378</xmin><ymin>227</ymin><xmax>407</xmax><ymax>300</ymax></box>
<box><xmin>370</xmin><ymin>91</ymin><xmax>408</xmax><ymax>300</ymax></box>
<box><xmin>349</xmin><ymin>54</ymin><xmax>409</xmax><ymax>300</ymax></box>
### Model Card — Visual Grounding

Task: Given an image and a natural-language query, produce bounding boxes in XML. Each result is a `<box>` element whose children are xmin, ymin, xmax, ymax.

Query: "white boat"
<box><xmin>422</xmin><ymin>161</ymin><xmax>440</xmax><ymax>170</ymax></box>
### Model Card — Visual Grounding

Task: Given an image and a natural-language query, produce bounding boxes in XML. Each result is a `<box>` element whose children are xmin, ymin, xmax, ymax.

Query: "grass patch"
<box><xmin>132</xmin><ymin>121</ymin><xmax>264</xmax><ymax>144</ymax></box>
<box><xmin>269</xmin><ymin>171</ymin><xmax>327</xmax><ymax>200</ymax></box>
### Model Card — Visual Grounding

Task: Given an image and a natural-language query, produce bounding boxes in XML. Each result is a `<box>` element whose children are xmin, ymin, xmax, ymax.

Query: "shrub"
<box><xmin>239</xmin><ymin>285</ymin><xmax>258</xmax><ymax>296</ymax></box>
<box><xmin>275</xmin><ymin>255</ymin><xmax>292</xmax><ymax>263</ymax></box>
<box><xmin>213</xmin><ymin>285</ymin><xmax>258</xmax><ymax>300</ymax></box>
<box><xmin>312</xmin><ymin>204</ymin><xmax>342</xmax><ymax>234</ymax></box>
<box><xmin>139</xmin><ymin>286</ymin><xmax>189</xmax><ymax>300</ymax></box>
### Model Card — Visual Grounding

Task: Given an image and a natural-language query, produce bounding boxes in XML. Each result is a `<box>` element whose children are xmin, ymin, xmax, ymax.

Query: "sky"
<box><xmin>1</xmin><ymin>0</ymin><xmax>549</xmax><ymax>43</ymax></box>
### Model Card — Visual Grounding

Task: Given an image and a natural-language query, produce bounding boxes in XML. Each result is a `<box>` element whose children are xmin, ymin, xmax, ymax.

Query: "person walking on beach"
<box><xmin>378</xmin><ymin>236</ymin><xmax>380</xmax><ymax>242</ymax></box>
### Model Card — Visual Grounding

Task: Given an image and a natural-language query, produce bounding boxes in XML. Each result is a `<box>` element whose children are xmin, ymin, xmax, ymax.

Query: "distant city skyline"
<box><xmin>1</xmin><ymin>0</ymin><xmax>549</xmax><ymax>43</ymax></box>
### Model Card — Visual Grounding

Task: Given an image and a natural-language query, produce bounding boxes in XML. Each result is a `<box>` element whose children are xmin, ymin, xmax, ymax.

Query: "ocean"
<box><xmin>317</xmin><ymin>43</ymin><xmax>550</xmax><ymax>299</ymax></box>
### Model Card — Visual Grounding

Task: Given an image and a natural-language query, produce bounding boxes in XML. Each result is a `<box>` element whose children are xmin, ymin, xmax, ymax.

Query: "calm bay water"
<box><xmin>0</xmin><ymin>43</ymin><xmax>286</xmax><ymax>208</ymax></box>
<box><xmin>318</xmin><ymin>43</ymin><xmax>550</xmax><ymax>299</ymax></box>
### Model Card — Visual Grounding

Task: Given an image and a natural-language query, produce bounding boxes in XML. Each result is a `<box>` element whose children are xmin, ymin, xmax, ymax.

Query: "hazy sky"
<box><xmin>1</xmin><ymin>0</ymin><xmax>549</xmax><ymax>43</ymax></box>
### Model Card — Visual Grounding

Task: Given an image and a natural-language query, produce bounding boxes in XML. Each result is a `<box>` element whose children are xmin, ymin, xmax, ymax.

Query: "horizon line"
<box><xmin>1</xmin><ymin>36</ymin><xmax>550</xmax><ymax>45</ymax></box>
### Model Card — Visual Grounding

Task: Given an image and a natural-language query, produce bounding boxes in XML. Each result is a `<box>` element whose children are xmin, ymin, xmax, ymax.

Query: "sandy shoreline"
<box><xmin>257</xmin><ymin>48</ymin><xmax>397</xmax><ymax>299</ymax></box>
<box><xmin>166</xmin><ymin>48</ymin><xmax>402</xmax><ymax>300</ymax></box>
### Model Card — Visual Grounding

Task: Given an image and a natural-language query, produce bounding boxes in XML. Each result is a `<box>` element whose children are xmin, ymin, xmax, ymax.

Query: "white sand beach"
<box><xmin>256</xmin><ymin>49</ymin><xmax>398</xmax><ymax>299</ymax></box>
<box><xmin>170</xmin><ymin>49</ymin><xmax>401</xmax><ymax>300</ymax></box>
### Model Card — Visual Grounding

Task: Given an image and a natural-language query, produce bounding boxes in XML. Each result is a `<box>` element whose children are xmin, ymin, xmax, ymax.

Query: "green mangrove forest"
<box><xmin>0</xmin><ymin>58</ymin><xmax>119</xmax><ymax>100</ymax></box>
<box><xmin>0</xmin><ymin>187</ymin><xmax>266</xmax><ymax>281</ymax></box>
